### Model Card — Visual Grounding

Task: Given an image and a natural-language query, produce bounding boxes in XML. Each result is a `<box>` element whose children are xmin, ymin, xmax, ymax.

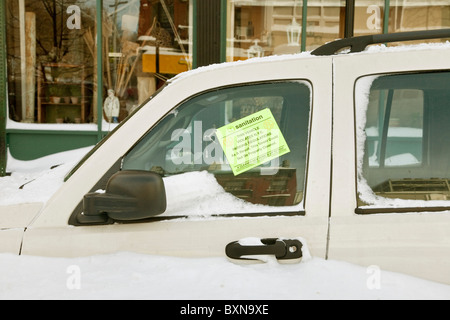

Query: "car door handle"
<box><xmin>225</xmin><ymin>238</ymin><xmax>303</xmax><ymax>262</ymax></box>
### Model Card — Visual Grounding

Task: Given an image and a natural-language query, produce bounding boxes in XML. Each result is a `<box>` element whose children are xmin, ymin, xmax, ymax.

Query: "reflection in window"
<box><xmin>388</xmin><ymin>1</ymin><xmax>450</xmax><ymax>33</ymax></box>
<box><xmin>365</xmin><ymin>89</ymin><xmax>424</xmax><ymax>168</ymax></box>
<box><xmin>102</xmin><ymin>0</ymin><xmax>192</xmax><ymax>123</ymax></box>
<box><xmin>226</xmin><ymin>0</ymin><xmax>346</xmax><ymax>60</ymax></box>
<box><xmin>357</xmin><ymin>72</ymin><xmax>450</xmax><ymax>205</ymax></box>
<box><xmin>354</xmin><ymin>0</ymin><xmax>384</xmax><ymax>36</ymax></box>
<box><xmin>5</xmin><ymin>0</ymin><xmax>193</xmax><ymax>124</ymax></box>
<box><xmin>382</xmin><ymin>2</ymin><xmax>450</xmax><ymax>48</ymax></box>
<box><xmin>5</xmin><ymin>0</ymin><xmax>96</xmax><ymax>123</ymax></box>
<box><xmin>122</xmin><ymin>81</ymin><xmax>311</xmax><ymax>216</ymax></box>
<box><xmin>226</xmin><ymin>1</ymin><xmax>450</xmax><ymax>60</ymax></box>
<box><xmin>304</xmin><ymin>0</ymin><xmax>345</xmax><ymax>51</ymax></box>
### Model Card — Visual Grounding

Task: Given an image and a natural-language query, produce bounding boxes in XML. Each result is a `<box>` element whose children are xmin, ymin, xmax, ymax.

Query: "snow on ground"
<box><xmin>2</xmin><ymin>251</ymin><xmax>450</xmax><ymax>300</ymax></box>
<box><xmin>1</xmin><ymin>148</ymin><xmax>450</xmax><ymax>300</ymax></box>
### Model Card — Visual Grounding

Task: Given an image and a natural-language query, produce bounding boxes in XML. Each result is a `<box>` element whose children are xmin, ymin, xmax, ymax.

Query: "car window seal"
<box><xmin>355</xmin><ymin>206</ymin><xmax>450</xmax><ymax>215</ymax></box>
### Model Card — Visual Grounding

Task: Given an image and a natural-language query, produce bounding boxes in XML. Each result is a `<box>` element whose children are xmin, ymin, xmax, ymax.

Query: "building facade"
<box><xmin>1</xmin><ymin>0</ymin><xmax>450</xmax><ymax>175</ymax></box>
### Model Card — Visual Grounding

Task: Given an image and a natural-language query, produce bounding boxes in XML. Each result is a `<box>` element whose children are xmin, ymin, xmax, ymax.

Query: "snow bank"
<box><xmin>0</xmin><ymin>146</ymin><xmax>93</xmax><ymax>206</ymax></box>
<box><xmin>1</xmin><ymin>251</ymin><xmax>449</xmax><ymax>300</ymax></box>
<box><xmin>1</xmin><ymin>138</ymin><xmax>450</xmax><ymax>300</ymax></box>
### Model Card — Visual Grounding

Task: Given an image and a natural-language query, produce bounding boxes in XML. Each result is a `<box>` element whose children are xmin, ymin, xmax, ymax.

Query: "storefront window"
<box><xmin>102</xmin><ymin>0</ymin><xmax>192</xmax><ymax>123</ymax></box>
<box><xmin>226</xmin><ymin>0</ymin><xmax>450</xmax><ymax>60</ymax></box>
<box><xmin>354</xmin><ymin>0</ymin><xmax>385</xmax><ymax>36</ymax></box>
<box><xmin>304</xmin><ymin>0</ymin><xmax>345</xmax><ymax>51</ymax></box>
<box><xmin>388</xmin><ymin>0</ymin><xmax>450</xmax><ymax>33</ymax></box>
<box><xmin>226</xmin><ymin>0</ymin><xmax>347</xmax><ymax>60</ymax></box>
<box><xmin>227</xmin><ymin>0</ymin><xmax>302</xmax><ymax>61</ymax></box>
<box><xmin>6</xmin><ymin>0</ymin><xmax>96</xmax><ymax>124</ymax></box>
<box><xmin>4</xmin><ymin>0</ymin><xmax>449</xmax><ymax>124</ymax></box>
<box><xmin>5</xmin><ymin>0</ymin><xmax>192</xmax><ymax>124</ymax></box>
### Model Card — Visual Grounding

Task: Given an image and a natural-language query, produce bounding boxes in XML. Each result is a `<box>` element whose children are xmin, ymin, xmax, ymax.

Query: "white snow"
<box><xmin>365</xmin><ymin>41</ymin><xmax>450</xmax><ymax>54</ymax></box>
<box><xmin>162</xmin><ymin>171</ymin><xmax>301</xmax><ymax>217</ymax></box>
<box><xmin>2</xmin><ymin>250</ymin><xmax>450</xmax><ymax>300</ymax></box>
<box><xmin>0</xmin><ymin>147</ymin><xmax>93</xmax><ymax>206</ymax></box>
<box><xmin>1</xmin><ymin>148</ymin><xmax>450</xmax><ymax>299</ymax></box>
<box><xmin>366</xmin><ymin>126</ymin><xmax>423</xmax><ymax>138</ymax></box>
<box><xmin>6</xmin><ymin>117</ymin><xmax>119</xmax><ymax>132</ymax></box>
<box><xmin>167</xmin><ymin>52</ymin><xmax>313</xmax><ymax>86</ymax></box>
<box><xmin>168</xmin><ymin>41</ymin><xmax>450</xmax><ymax>88</ymax></box>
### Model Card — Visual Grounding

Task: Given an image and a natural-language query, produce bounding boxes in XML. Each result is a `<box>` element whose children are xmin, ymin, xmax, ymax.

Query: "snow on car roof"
<box><xmin>168</xmin><ymin>40</ymin><xmax>450</xmax><ymax>86</ymax></box>
<box><xmin>167</xmin><ymin>51</ymin><xmax>313</xmax><ymax>85</ymax></box>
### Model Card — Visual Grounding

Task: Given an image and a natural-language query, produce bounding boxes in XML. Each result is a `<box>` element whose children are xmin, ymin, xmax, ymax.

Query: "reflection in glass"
<box><xmin>5</xmin><ymin>0</ymin><xmax>96</xmax><ymax>123</ymax></box>
<box><xmin>358</xmin><ymin>72</ymin><xmax>450</xmax><ymax>203</ymax></box>
<box><xmin>102</xmin><ymin>0</ymin><xmax>192</xmax><ymax>123</ymax></box>
<box><xmin>122</xmin><ymin>81</ymin><xmax>312</xmax><ymax>211</ymax></box>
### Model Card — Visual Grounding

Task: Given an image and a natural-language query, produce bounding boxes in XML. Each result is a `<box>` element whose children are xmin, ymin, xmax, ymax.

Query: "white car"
<box><xmin>2</xmin><ymin>29</ymin><xmax>450</xmax><ymax>284</ymax></box>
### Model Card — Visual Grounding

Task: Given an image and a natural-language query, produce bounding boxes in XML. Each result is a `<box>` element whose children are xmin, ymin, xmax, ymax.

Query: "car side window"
<box><xmin>122</xmin><ymin>81</ymin><xmax>311</xmax><ymax>217</ymax></box>
<box><xmin>356</xmin><ymin>72</ymin><xmax>450</xmax><ymax>208</ymax></box>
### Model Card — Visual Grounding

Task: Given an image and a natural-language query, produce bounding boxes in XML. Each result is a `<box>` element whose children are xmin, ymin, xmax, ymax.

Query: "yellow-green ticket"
<box><xmin>216</xmin><ymin>108</ymin><xmax>290</xmax><ymax>175</ymax></box>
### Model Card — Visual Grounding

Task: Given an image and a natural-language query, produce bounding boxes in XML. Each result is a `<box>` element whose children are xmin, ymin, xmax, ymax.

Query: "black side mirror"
<box><xmin>83</xmin><ymin>170</ymin><xmax>166</xmax><ymax>221</ymax></box>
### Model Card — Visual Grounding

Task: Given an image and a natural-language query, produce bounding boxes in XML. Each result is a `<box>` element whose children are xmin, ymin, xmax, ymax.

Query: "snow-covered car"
<box><xmin>1</xmin><ymin>29</ymin><xmax>450</xmax><ymax>285</ymax></box>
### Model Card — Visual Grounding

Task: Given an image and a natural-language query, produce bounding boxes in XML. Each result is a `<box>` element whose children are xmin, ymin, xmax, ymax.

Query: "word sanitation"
<box><xmin>180</xmin><ymin>304</ymin><xmax>269</xmax><ymax>317</ymax></box>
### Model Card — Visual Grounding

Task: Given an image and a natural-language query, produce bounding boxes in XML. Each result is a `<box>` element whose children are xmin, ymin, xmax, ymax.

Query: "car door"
<box><xmin>22</xmin><ymin>55</ymin><xmax>332</xmax><ymax>262</ymax></box>
<box><xmin>330</xmin><ymin>46</ymin><xmax>450</xmax><ymax>284</ymax></box>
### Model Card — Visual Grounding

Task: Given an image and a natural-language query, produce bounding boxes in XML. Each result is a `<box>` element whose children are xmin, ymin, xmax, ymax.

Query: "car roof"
<box><xmin>311</xmin><ymin>28</ymin><xmax>450</xmax><ymax>56</ymax></box>
<box><xmin>167</xmin><ymin>29</ymin><xmax>450</xmax><ymax>87</ymax></box>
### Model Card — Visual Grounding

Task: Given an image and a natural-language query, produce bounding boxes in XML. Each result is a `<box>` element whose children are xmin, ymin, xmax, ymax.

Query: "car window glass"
<box><xmin>356</xmin><ymin>72</ymin><xmax>450</xmax><ymax>207</ymax></box>
<box><xmin>122</xmin><ymin>81</ymin><xmax>311</xmax><ymax>217</ymax></box>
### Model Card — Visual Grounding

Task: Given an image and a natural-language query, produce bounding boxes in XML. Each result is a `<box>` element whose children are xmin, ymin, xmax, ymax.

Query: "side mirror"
<box><xmin>83</xmin><ymin>170</ymin><xmax>166</xmax><ymax>221</ymax></box>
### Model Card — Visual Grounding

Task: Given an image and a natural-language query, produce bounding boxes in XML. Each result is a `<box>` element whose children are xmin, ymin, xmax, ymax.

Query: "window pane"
<box><xmin>388</xmin><ymin>1</ymin><xmax>450</xmax><ymax>32</ymax></box>
<box><xmin>226</xmin><ymin>1</ymin><xmax>346</xmax><ymax>59</ymax></box>
<box><xmin>354</xmin><ymin>0</ymin><xmax>384</xmax><ymax>36</ymax></box>
<box><xmin>6</xmin><ymin>0</ymin><xmax>96</xmax><ymax>123</ymax></box>
<box><xmin>386</xmin><ymin>1</ymin><xmax>450</xmax><ymax>46</ymax></box>
<box><xmin>365</xmin><ymin>89</ymin><xmax>424</xmax><ymax>168</ymax></box>
<box><xmin>357</xmin><ymin>72</ymin><xmax>450</xmax><ymax>205</ymax></box>
<box><xmin>227</xmin><ymin>1</ymin><xmax>304</xmax><ymax>60</ymax></box>
<box><xmin>122</xmin><ymin>81</ymin><xmax>311</xmax><ymax>216</ymax></box>
<box><xmin>102</xmin><ymin>0</ymin><xmax>193</xmax><ymax>124</ymax></box>
<box><xmin>304</xmin><ymin>0</ymin><xmax>345</xmax><ymax>51</ymax></box>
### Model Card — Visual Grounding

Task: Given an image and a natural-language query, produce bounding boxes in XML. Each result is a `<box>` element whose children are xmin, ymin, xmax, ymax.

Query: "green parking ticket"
<box><xmin>216</xmin><ymin>108</ymin><xmax>290</xmax><ymax>175</ymax></box>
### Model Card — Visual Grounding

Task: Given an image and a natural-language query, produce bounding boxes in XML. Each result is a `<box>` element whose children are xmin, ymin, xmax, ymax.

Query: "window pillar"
<box><xmin>195</xmin><ymin>0</ymin><xmax>223</xmax><ymax>68</ymax></box>
<box><xmin>0</xmin><ymin>0</ymin><xmax>7</xmax><ymax>176</ymax></box>
<box><xmin>345</xmin><ymin>0</ymin><xmax>355</xmax><ymax>38</ymax></box>
<box><xmin>96</xmin><ymin>0</ymin><xmax>103</xmax><ymax>141</ymax></box>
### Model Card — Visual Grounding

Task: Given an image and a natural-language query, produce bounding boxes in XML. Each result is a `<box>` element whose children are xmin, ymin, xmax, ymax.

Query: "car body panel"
<box><xmin>21</xmin><ymin>55</ymin><xmax>333</xmax><ymax>260</ymax></box>
<box><xmin>0</xmin><ymin>203</ymin><xmax>43</xmax><ymax>253</ymax></box>
<box><xmin>329</xmin><ymin>46</ymin><xmax>450</xmax><ymax>283</ymax></box>
<box><xmin>0</xmin><ymin>203</ymin><xmax>42</xmax><ymax>229</ymax></box>
<box><xmin>1</xmin><ymin>43</ymin><xmax>449</xmax><ymax>284</ymax></box>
